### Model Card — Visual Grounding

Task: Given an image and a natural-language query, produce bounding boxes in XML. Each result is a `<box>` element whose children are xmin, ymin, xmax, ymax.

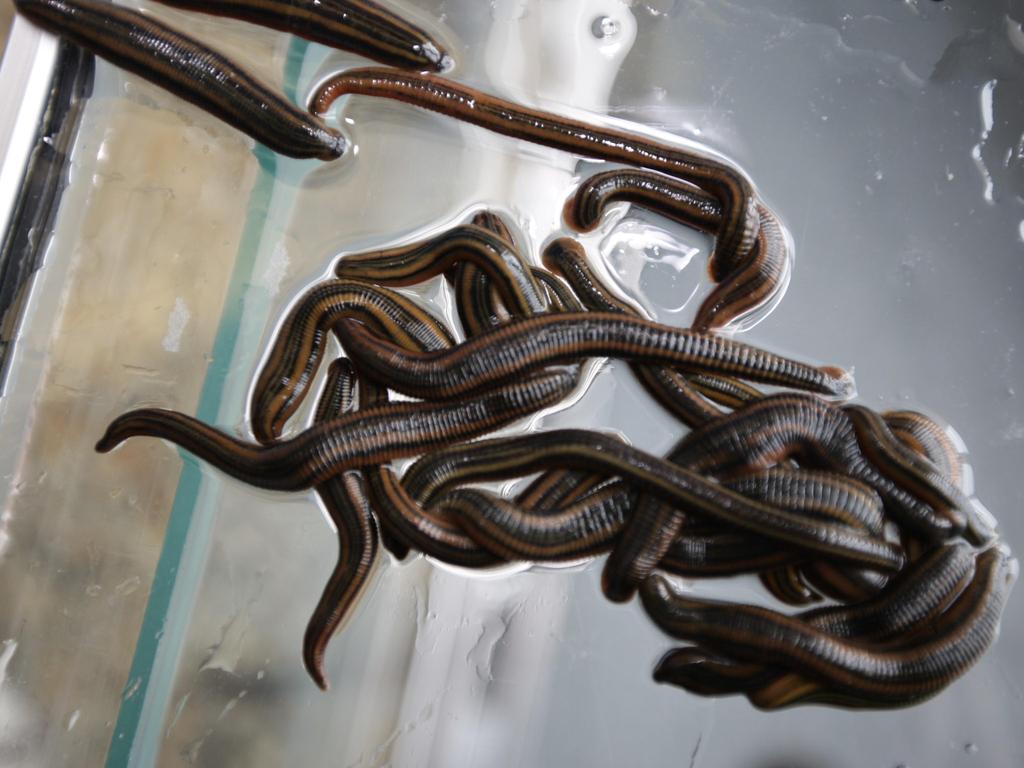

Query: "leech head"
<box><xmin>416</xmin><ymin>42</ymin><xmax>454</xmax><ymax>73</ymax></box>
<box><xmin>542</xmin><ymin>237</ymin><xmax>587</xmax><ymax>273</ymax></box>
<box><xmin>821</xmin><ymin>366</ymin><xmax>856</xmax><ymax>401</ymax></box>
<box><xmin>316</xmin><ymin>127</ymin><xmax>349</xmax><ymax>161</ymax></box>
<box><xmin>95</xmin><ymin>425</ymin><xmax>122</xmax><ymax>454</ymax></box>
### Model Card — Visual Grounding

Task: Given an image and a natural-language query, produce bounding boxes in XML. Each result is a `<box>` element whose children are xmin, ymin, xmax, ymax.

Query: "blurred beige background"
<box><xmin>0</xmin><ymin>1</ymin><xmax>12</xmax><ymax>55</ymax></box>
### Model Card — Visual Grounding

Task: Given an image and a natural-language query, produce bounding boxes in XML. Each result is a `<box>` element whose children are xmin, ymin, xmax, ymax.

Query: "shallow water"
<box><xmin>0</xmin><ymin>1</ymin><xmax>1022</xmax><ymax>766</ymax></box>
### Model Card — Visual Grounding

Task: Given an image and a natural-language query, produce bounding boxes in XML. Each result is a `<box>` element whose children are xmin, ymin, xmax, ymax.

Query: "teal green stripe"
<box><xmin>104</xmin><ymin>36</ymin><xmax>313</xmax><ymax>767</ymax></box>
<box><xmin>104</xmin><ymin>146</ymin><xmax>276</xmax><ymax>768</ymax></box>
<box><xmin>283</xmin><ymin>40</ymin><xmax>311</xmax><ymax>103</ymax></box>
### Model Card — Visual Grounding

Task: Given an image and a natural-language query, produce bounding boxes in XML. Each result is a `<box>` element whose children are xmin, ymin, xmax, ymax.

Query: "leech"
<box><xmin>602</xmin><ymin>394</ymin><xmax>961</xmax><ymax>603</ymax></box>
<box><xmin>759</xmin><ymin>566</ymin><xmax>822</xmax><ymax>606</ymax></box>
<box><xmin>358</xmin><ymin>376</ymin><xmax>496</xmax><ymax>568</ymax></box>
<box><xmin>564</xmin><ymin>170</ymin><xmax>789</xmax><ymax>329</ymax></box>
<box><xmin>304</xmin><ymin>359</ymin><xmax>378</xmax><ymax>691</ymax></box>
<box><xmin>401</xmin><ymin>429</ymin><xmax>904</xmax><ymax>571</ymax></box>
<box><xmin>410</xmin><ymin>451</ymin><xmax>891</xmax><ymax>573</ymax></box>
<box><xmin>16</xmin><ymin>0</ymin><xmax>345</xmax><ymax>159</ymax></box>
<box><xmin>884</xmin><ymin>410</ymin><xmax>964</xmax><ymax>490</ymax></box>
<box><xmin>643</xmin><ymin>544</ymin><xmax>1016</xmax><ymax>707</ymax></box>
<box><xmin>310</xmin><ymin>68</ymin><xmax>760</xmax><ymax>271</ymax></box>
<box><xmin>249</xmin><ymin>279</ymin><xmax>454</xmax><ymax>443</ymax></box>
<box><xmin>151</xmin><ymin>0</ymin><xmax>452</xmax><ymax>71</ymax></box>
<box><xmin>96</xmin><ymin>368</ymin><xmax>578</xmax><ymax>489</ymax></box>
<box><xmin>686</xmin><ymin>373</ymin><xmax>763</xmax><ymax>410</ymax></box>
<box><xmin>334</xmin><ymin>224</ymin><xmax>547</xmax><ymax>316</ymax></box>
<box><xmin>800</xmin><ymin>561</ymin><xmax>892</xmax><ymax>604</ymax></box>
<box><xmin>334</xmin><ymin>312</ymin><xmax>854</xmax><ymax>401</ymax></box>
<box><xmin>846</xmin><ymin>405</ymin><xmax>994</xmax><ymax>545</ymax></box>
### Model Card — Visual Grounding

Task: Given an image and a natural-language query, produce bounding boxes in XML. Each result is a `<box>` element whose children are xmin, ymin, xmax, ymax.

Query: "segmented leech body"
<box><xmin>845</xmin><ymin>405</ymin><xmax>993</xmax><ymax>544</ymax></box>
<box><xmin>334</xmin><ymin>311</ymin><xmax>853</xmax><ymax>401</ymax></box>
<box><xmin>532</xmin><ymin>268</ymin><xmax>583</xmax><ymax>314</ymax></box>
<box><xmin>406</xmin><ymin>433</ymin><xmax>892</xmax><ymax>573</ymax></box>
<box><xmin>541</xmin><ymin>236</ymin><xmax>781</xmax><ymax>426</ymax></box>
<box><xmin>437</xmin><ymin>486</ymin><xmax>631</xmax><ymax>562</ymax></box>
<box><xmin>96</xmin><ymin>368</ymin><xmax>577</xmax><ymax>489</ymax></box>
<box><xmin>565</xmin><ymin>168</ymin><xmax>721</xmax><ymax>245</ymax></box>
<box><xmin>601</xmin><ymin>402</ymin><xmax>943</xmax><ymax>603</ymax></box>
<box><xmin>602</xmin><ymin>392</ymin><xmax>963</xmax><ymax>604</ymax></box>
<box><xmin>15</xmin><ymin>0</ymin><xmax>345</xmax><ymax>160</ymax></box>
<box><xmin>334</xmin><ymin>224</ymin><xmax>547</xmax><ymax>316</ymax></box>
<box><xmin>660</xmin><ymin>531</ymin><xmax>801</xmax><ymax>577</ymax></box>
<box><xmin>564</xmin><ymin>170</ymin><xmax>790</xmax><ymax>330</ymax></box>
<box><xmin>540</xmin><ymin>236</ymin><xmax>773</xmax><ymax>424</ymax></box>
<box><xmin>692</xmin><ymin>202</ymin><xmax>789</xmax><ymax>332</ymax></box>
<box><xmin>800</xmin><ymin>560</ymin><xmax>891</xmax><ymax>604</ymax></box>
<box><xmin>357</xmin><ymin>376</ymin><xmax>496</xmax><ymax>568</ymax></box>
<box><xmin>687</xmin><ymin>373</ymin><xmax>762</xmax><ymax>409</ymax></box>
<box><xmin>419</xmin><ymin>468</ymin><xmax>883</xmax><ymax>572</ymax></box>
<box><xmin>312</xmin><ymin>358</ymin><xmax>359</xmax><ymax>426</ymax></box>
<box><xmin>759</xmin><ymin>567</ymin><xmax>822</xmax><ymax>606</ymax></box>
<box><xmin>884</xmin><ymin>410</ymin><xmax>964</xmax><ymax>490</ymax></box>
<box><xmin>304</xmin><ymin>359</ymin><xmax>378</xmax><ymax>691</ymax></box>
<box><xmin>726</xmin><ymin>468</ymin><xmax>885</xmax><ymax>535</ymax></box>
<box><xmin>448</xmin><ymin>212</ymin><xmax>523</xmax><ymax>335</ymax></box>
<box><xmin>249</xmin><ymin>279</ymin><xmax>454</xmax><ymax>443</ymax></box>
<box><xmin>643</xmin><ymin>544</ymin><xmax>1015</xmax><ymax>707</ymax></box>
<box><xmin>152</xmin><ymin>0</ymin><xmax>451</xmax><ymax>71</ymax></box>
<box><xmin>310</xmin><ymin>68</ymin><xmax>760</xmax><ymax>272</ymax></box>
<box><xmin>400</xmin><ymin>429</ymin><xmax>903</xmax><ymax>571</ymax></box>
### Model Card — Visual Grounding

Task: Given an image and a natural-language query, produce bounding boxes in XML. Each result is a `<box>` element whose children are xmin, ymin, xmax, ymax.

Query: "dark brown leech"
<box><xmin>410</xmin><ymin>447</ymin><xmax>889</xmax><ymax>575</ymax></box>
<box><xmin>15</xmin><ymin>0</ymin><xmax>345</xmax><ymax>159</ymax></box>
<box><xmin>304</xmin><ymin>359</ymin><xmax>378</xmax><ymax>691</ymax></box>
<box><xmin>334</xmin><ymin>312</ymin><xmax>854</xmax><ymax>401</ymax></box>
<box><xmin>602</xmin><ymin>393</ymin><xmax>961</xmax><ymax>603</ymax></box>
<box><xmin>642</xmin><ymin>544</ymin><xmax>1014</xmax><ymax>707</ymax></box>
<box><xmin>310</xmin><ymin>68</ymin><xmax>760</xmax><ymax>275</ymax></box>
<box><xmin>565</xmin><ymin>168</ymin><xmax>720</xmax><ymax>244</ymax></box>
<box><xmin>884</xmin><ymin>410</ymin><xmax>964</xmax><ymax>490</ymax></box>
<box><xmin>249</xmin><ymin>279</ymin><xmax>454</xmax><ymax>443</ymax></box>
<box><xmin>334</xmin><ymin>224</ymin><xmax>547</xmax><ymax>316</ymax></box>
<box><xmin>800</xmin><ymin>561</ymin><xmax>891</xmax><ymax>604</ymax></box>
<box><xmin>726</xmin><ymin>468</ymin><xmax>885</xmax><ymax>535</ymax></box>
<box><xmin>845</xmin><ymin>405</ymin><xmax>993</xmax><ymax>544</ymax></box>
<box><xmin>541</xmin><ymin>236</ymin><xmax>767</xmax><ymax>423</ymax></box>
<box><xmin>438</xmin><ymin>485</ymin><xmax>633</xmax><ymax>562</ymax></box>
<box><xmin>151</xmin><ymin>0</ymin><xmax>452</xmax><ymax>71</ymax></box>
<box><xmin>759</xmin><ymin>566</ymin><xmax>823</xmax><ymax>606</ymax></box>
<box><xmin>449</xmin><ymin>211</ymin><xmax>520</xmax><ymax>336</ymax></box>
<box><xmin>563</xmin><ymin>170</ymin><xmax>789</xmax><ymax>329</ymax></box>
<box><xmin>692</xmin><ymin>203</ymin><xmax>789</xmax><ymax>332</ymax></box>
<box><xmin>686</xmin><ymin>373</ymin><xmax>762</xmax><ymax>409</ymax></box>
<box><xmin>660</xmin><ymin>532</ymin><xmax>801</xmax><ymax>577</ymax></box>
<box><xmin>401</xmin><ymin>430</ymin><xmax>903</xmax><ymax>571</ymax></box>
<box><xmin>358</xmin><ymin>376</ymin><xmax>496</xmax><ymax>568</ymax></box>
<box><xmin>96</xmin><ymin>368</ymin><xmax>578</xmax><ymax>489</ymax></box>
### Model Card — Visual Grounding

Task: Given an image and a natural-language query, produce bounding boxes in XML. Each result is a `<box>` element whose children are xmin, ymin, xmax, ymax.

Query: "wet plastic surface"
<box><xmin>0</xmin><ymin>1</ymin><xmax>1022</xmax><ymax>766</ymax></box>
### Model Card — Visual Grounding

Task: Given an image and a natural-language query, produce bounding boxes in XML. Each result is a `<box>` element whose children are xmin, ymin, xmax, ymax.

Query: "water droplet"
<box><xmin>600</xmin><ymin>219</ymin><xmax>701</xmax><ymax>315</ymax></box>
<box><xmin>964</xmin><ymin>743</ymin><xmax>979</xmax><ymax>755</ymax></box>
<box><xmin>591</xmin><ymin>15</ymin><xmax>620</xmax><ymax>39</ymax></box>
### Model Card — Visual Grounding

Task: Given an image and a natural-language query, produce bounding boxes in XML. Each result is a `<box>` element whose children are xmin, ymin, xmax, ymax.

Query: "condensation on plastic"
<box><xmin>0</xmin><ymin>1</ymin><xmax>1021</xmax><ymax>767</ymax></box>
